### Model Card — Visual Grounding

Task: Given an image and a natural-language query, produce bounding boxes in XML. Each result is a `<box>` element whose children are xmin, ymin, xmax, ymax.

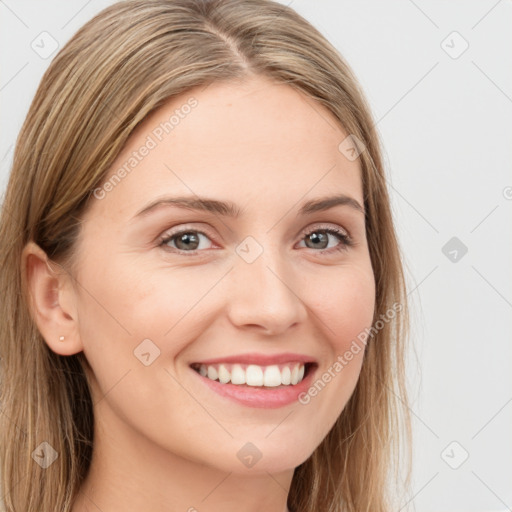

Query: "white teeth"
<box><xmin>290</xmin><ymin>365</ymin><xmax>299</xmax><ymax>385</ymax></box>
<box><xmin>281</xmin><ymin>366</ymin><xmax>291</xmax><ymax>385</ymax></box>
<box><xmin>231</xmin><ymin>364</ymin><xmax>246</xmax><ymax>385</ymax></box>
<box><xmin>207</xmin><ymin>366</ymin><xmax>218</xmax><ymax>381</ymax></box>
<box><xmin>218</xmin><ymin>364</ymin><xmax>230</xmax><ymax>384</ymax></box>
<box><xmin>196</xmin><ymin>362</ymin><xmax>308</xmax><ymax>387</ymax></box>
<box><xmin>246</xmin><ymin>365</ymin><xmax>264</xmax><ymax>386</ymax></box>
<box><xmin>263</xmin><ymin>365</ymin><xmax>282</xmax><ymax>387</ymax></box>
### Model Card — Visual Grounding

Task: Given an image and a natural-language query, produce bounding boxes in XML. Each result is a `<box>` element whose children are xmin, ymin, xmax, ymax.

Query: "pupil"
<box><xmin>178</xmin><ymin>233</ymin><xmax>198</xmax><ymax>250</ymax></box>
<box><xmin>308</xmin><ymin>232</ymin><xmax>327</xmax><ymax>249</ymax></box>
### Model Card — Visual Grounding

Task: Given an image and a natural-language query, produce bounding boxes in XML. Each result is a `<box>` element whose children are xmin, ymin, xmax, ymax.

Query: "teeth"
<box><xmin>218</xmin><ymin>364</ymin><xmax>230</xmax><ymax>384</ymax></box>
<box><xmin>207</xmin><ymin>366</ymin><xmax>218</xmax><ymax>381</ymax></box>
<box><xmin>281</xmin><ymin>366</ymin><xmax>291</xmax><ymax>385</ymax></box>
<box><xmin>231</xmin><ymin>364</ymin><xmax>246</xmax><ymax>385</ymax></box>
<box><xmin>195</xmin><ymin>362</ymin><xmax>307</xmax><ymax>387</ymax></box>
<box><xmin>246</xmin><ymin>365</ymin><xmax>264</xmax><ymax>386</ymax></box>
<box><xmin>290</xmin><ymin>365</ymin><xmax>299</xmax><ymax>385</ymax></box>
<box><xmin>263</xmin><ymin>365</ymin><xmax>282</xmax><ymax>387</ymax></box>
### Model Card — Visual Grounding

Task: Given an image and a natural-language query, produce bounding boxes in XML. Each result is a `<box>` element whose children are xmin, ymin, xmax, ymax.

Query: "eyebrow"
<box><xmin>132</xmin><ymin>193</ymin><xmax>365</xmax><ymax>220</ymax></box>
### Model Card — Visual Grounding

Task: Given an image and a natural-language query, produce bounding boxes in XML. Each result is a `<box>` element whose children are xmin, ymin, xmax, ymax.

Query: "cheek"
<box><xmin>305</xmin><ymin>263</ymin><xmax>376</xmax><ymax>350</ymax></box>
<box><xmin>76</xmin><ymin>257</ymin><xmax>218</xmax><ymax>366</ymax></box>
<box><xmin>296</xmin><ymin>264</ymin><xmax>375</xmax><ymax>435</ymax></box>
<box><xmin>115</xmin><ymin>264</ymin><xmax>222</xmax><ymax>346</ymax></box>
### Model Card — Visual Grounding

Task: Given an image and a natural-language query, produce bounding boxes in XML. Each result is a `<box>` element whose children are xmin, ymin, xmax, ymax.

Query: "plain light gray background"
<box><xmin>1</xmin><ymin>1</ymin><xmax>511</xmax><ymax>511</ymax></box>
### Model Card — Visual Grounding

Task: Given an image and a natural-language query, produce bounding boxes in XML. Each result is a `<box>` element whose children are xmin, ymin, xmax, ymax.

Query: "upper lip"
<box><xmin>191</xmin><ymin>352</ymin><xmax>317</xmax><ymax>366</ymax></box>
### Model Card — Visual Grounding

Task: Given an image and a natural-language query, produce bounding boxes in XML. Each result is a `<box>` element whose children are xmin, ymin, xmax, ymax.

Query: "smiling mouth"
<box><xmin>190</xmin><ymin>362</ymin><xmax>316</xmax><ymax>388</ymax></box>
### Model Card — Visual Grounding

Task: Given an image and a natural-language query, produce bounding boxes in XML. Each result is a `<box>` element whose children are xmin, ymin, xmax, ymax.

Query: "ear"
<box><xmin>21</xmin><ymin>241</ymin><xmax>83</xmax><ymax>356</ymax></box>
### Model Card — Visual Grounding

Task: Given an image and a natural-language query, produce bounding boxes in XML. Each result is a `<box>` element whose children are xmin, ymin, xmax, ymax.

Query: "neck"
<box><xmin>71</xmin><ymin>404</ymin><xmax>294</xmax><ymax>512</ymax></box>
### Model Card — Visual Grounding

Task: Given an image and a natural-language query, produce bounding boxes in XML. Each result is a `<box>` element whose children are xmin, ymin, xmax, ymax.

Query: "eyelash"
<box><xmin>158</xmin><ymin>225</ymin><xmax>353</xmax><ymax>255</ymax></box>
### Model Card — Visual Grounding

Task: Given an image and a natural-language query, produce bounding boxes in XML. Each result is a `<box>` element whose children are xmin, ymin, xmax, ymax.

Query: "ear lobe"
<box><xmin>21</xmin><ymin>241</ymin><xmax>83</xmax><ymax>356</ymax></box>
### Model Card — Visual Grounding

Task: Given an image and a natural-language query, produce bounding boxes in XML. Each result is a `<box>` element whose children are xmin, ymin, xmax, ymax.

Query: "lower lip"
<box><xmin>192</xmin><ymin>365</ymin><xmax>316</xmax><ymax>409</ymax></box>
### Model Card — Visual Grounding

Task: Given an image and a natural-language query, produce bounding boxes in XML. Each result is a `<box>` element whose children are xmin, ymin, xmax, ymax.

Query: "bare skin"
<box><xmin>23</xmin><ymin>75</ymin><xmax>375</xmax><ymax>512</ymax></box>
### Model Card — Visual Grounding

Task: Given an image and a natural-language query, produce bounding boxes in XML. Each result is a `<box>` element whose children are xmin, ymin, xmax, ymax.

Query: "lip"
<box><xmin>190</xmin><ymin>359</ymin><xmax>318</xmax><ymax>409</ymax></box>
<box><xmin>191</xmin><ymin>352</ymin><xmax>317</xmax><ymax>366</ymax></box>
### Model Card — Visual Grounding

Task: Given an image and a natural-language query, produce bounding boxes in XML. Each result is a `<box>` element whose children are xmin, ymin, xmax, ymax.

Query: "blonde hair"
<box><xmin>0</xmin><ymin>1</ymin><xmax>412</xmax><ymax>510</ymax></box>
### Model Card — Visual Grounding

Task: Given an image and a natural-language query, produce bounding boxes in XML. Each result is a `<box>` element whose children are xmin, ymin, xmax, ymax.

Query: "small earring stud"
<box><xmin>59</xmin><ymin>336</ymin><xmax>65</xmax><ymax>341</ymax></box>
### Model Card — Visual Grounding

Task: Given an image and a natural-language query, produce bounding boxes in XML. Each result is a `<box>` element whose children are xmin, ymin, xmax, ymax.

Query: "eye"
<box><xmin>297</xmin><ymin>226</ymin><xmax>353</xmax><ymax>253</ymax></box>
<box><xmin>159</xmin><ymin>229</ymin><xmax>214</xmax><ymax>252</ymax></box>
<box><xmin>158</xmin><ymin>225</ymin><xmax>353</xmax><ymax>255</ymax></box>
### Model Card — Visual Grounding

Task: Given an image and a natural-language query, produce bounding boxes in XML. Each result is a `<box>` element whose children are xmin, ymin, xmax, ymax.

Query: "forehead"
<box><xmin>88</xmin><ymin>76</ymin><xmax>363</xmax><ymax>222</ymax></box>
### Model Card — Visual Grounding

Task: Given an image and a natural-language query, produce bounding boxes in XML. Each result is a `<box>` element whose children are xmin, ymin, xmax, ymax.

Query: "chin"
<box><xmin>205</xmin><ymin>436</ymin><xmax>318</xmax><ymax>476</ymax></box>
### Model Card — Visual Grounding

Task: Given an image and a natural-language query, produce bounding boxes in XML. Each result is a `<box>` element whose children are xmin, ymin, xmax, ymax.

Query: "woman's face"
<box><xmin>71</xmin><ymin>75</ymin><xmax>375</xmax><ymax>475</ymax></box>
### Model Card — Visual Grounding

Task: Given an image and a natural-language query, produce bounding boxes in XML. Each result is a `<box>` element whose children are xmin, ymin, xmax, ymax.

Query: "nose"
<box><xmin>225</xmin><ymin>243</ymin><xmax>308</xmax><ymax>336</ymax></box>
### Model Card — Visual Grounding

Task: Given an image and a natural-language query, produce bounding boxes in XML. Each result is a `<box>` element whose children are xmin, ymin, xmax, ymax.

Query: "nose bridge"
<box><xmin>227</xmin><ymin>234</ymin><xmax>307</xmax><ymax>333</ymax></box>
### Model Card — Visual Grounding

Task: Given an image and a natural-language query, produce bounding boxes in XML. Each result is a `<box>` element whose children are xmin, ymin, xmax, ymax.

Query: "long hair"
<box><xmin>0</xmin><ymin>1</ymin><xmax>412</xmax><ymax>510</ymax></box>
